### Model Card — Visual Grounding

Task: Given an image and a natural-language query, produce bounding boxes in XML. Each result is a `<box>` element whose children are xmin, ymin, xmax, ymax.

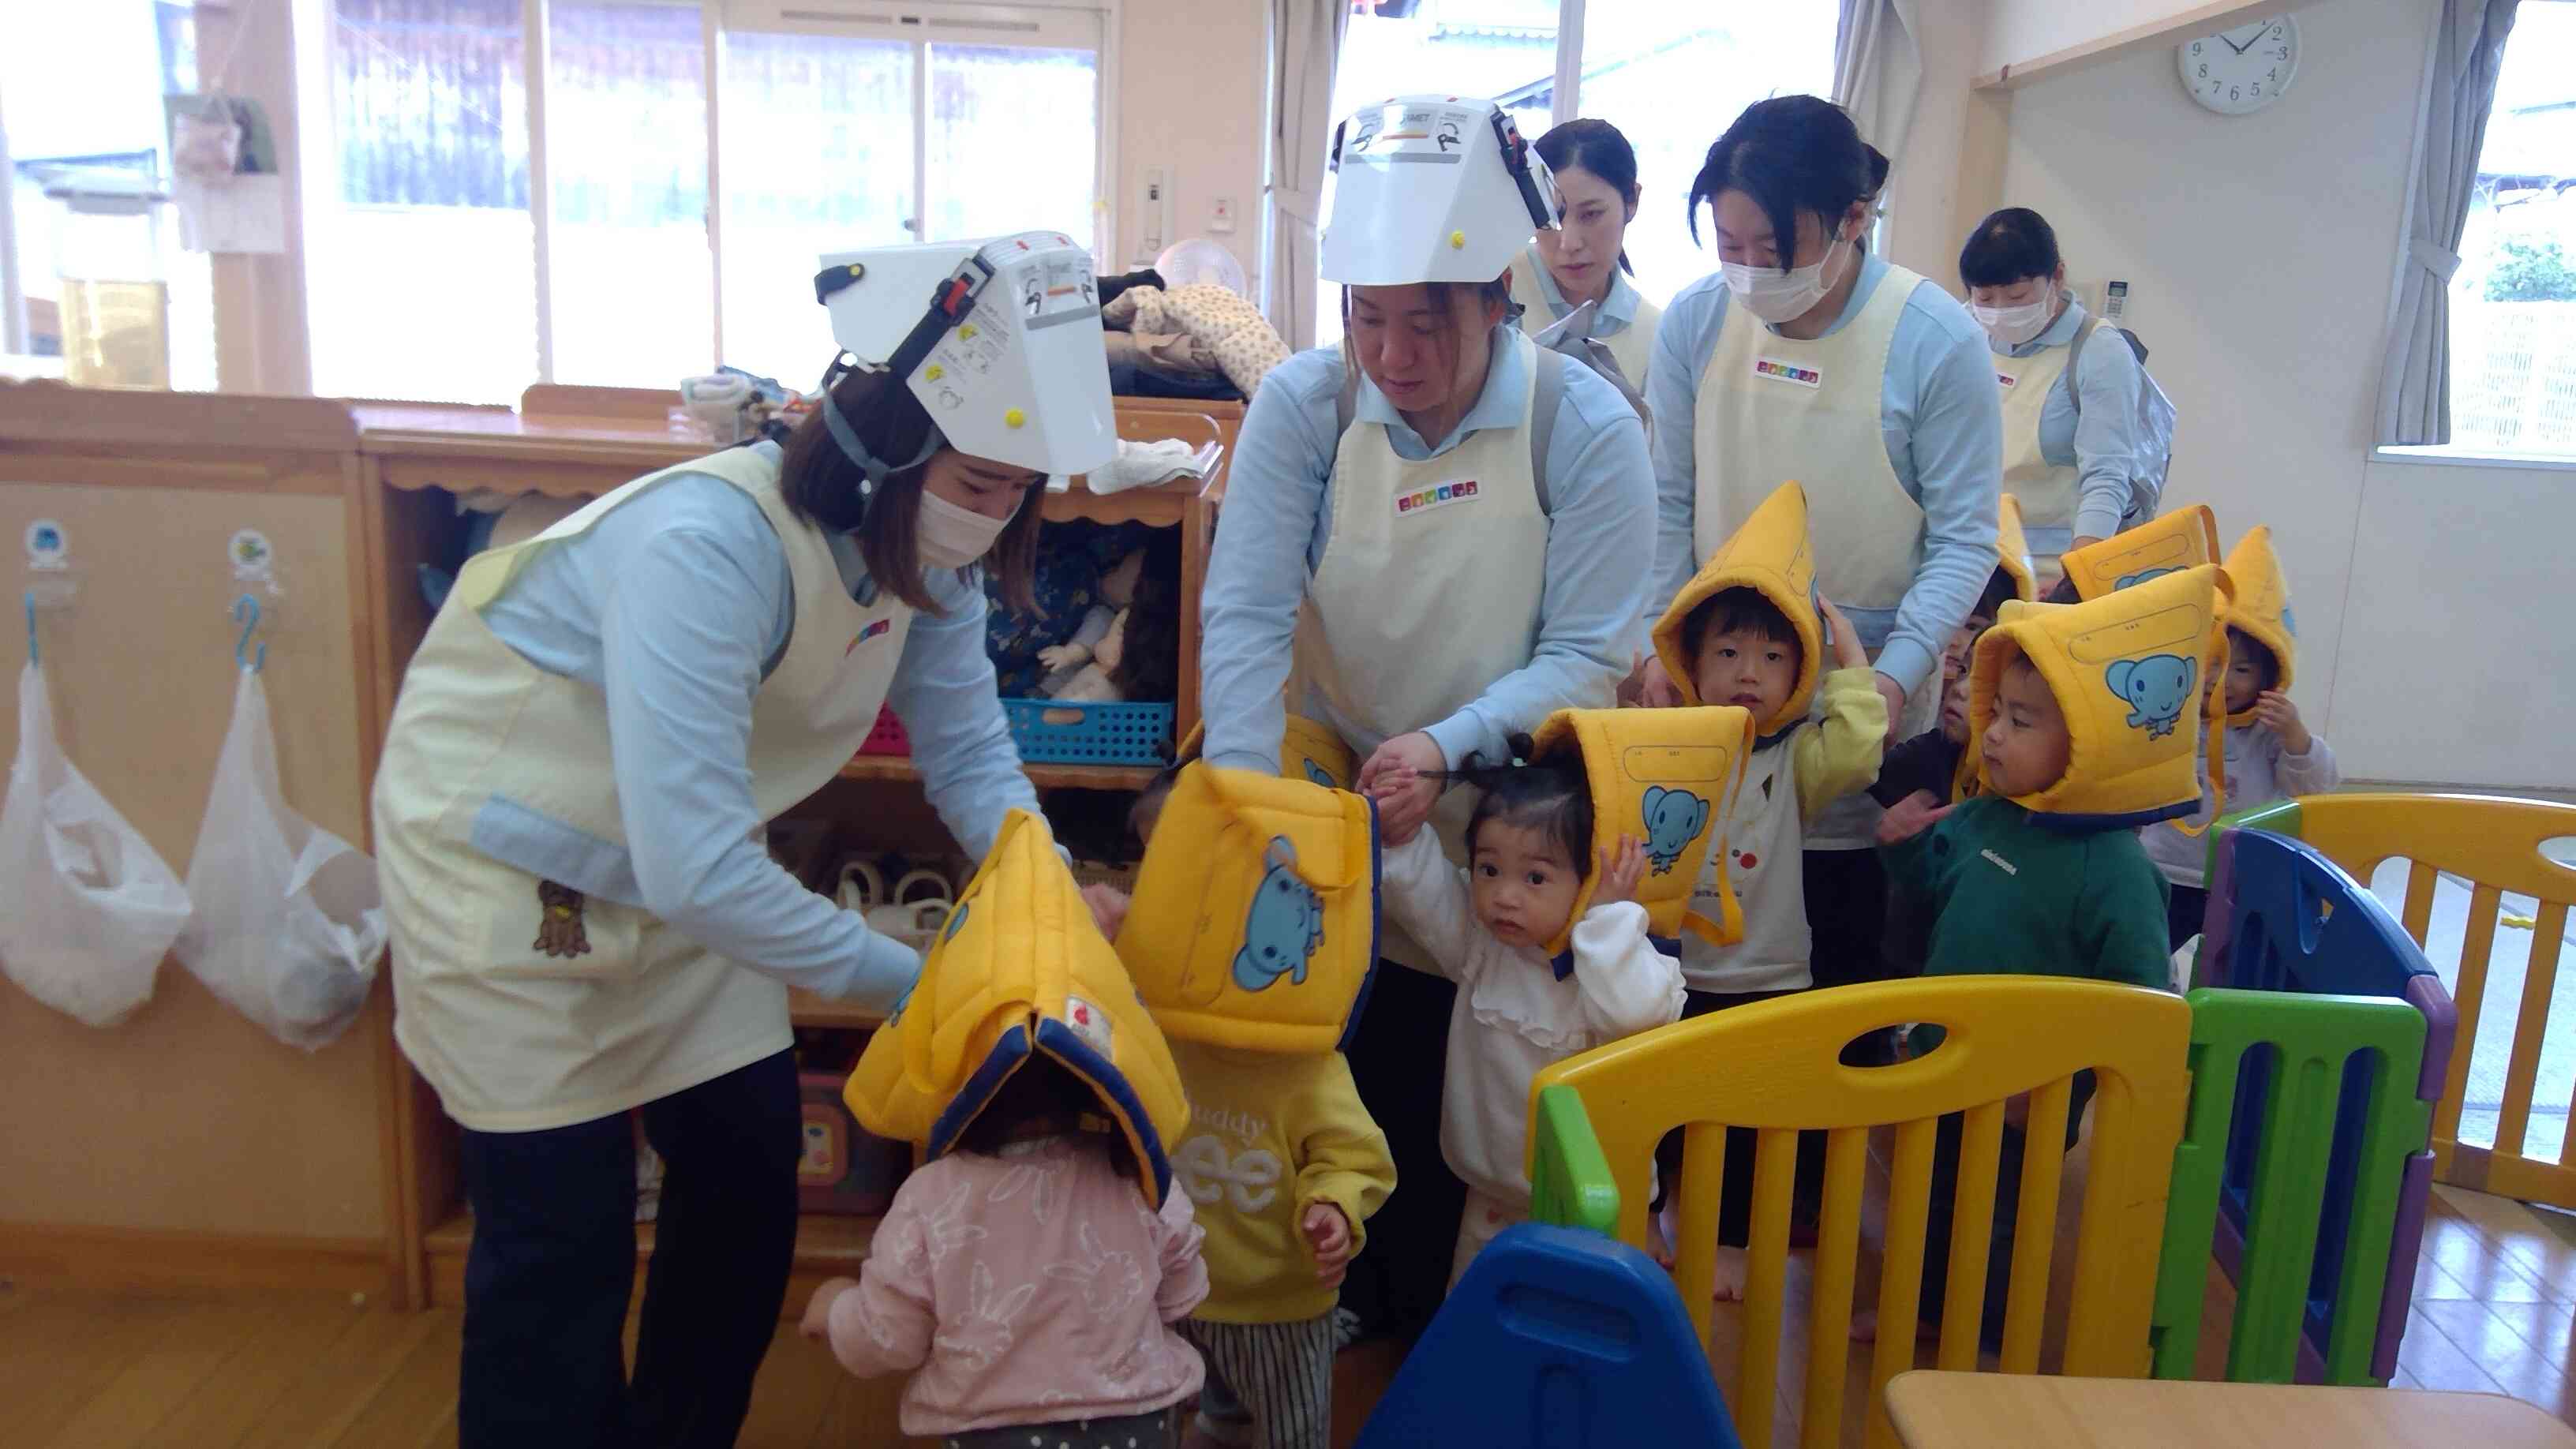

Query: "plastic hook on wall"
<box><xmin>234</xmin><ymin>593</ymin><xmax>267</xmax><ymax>673</ymax></box>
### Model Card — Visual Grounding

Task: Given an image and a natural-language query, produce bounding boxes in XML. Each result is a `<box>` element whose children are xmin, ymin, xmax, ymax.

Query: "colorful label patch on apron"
<box><xmin>1394</xmin><ymin>478</ymin><xmax>1481</xmax><ymax>516</ymax></box>
<box><xmin>1753</xmin><ymin>357</ymin><xmax>1822</xmax><ymax>388</ymax></box>
<box><xmin>1996</xmin><ymin>369</ymin><xmax>2020</xmax><ymax>390</ymax></box>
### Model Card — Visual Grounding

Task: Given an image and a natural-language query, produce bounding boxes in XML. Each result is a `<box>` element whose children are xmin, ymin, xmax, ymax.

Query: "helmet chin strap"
<box><xmin>819</xmin><ymin>358</ymin><xmax>945</xmax><ymax>496</ymax></box>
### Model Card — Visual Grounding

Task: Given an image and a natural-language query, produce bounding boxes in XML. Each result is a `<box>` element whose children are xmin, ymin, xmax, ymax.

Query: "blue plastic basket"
<box><xmin>1001</xmin><ymin>698</ymin><xmax>1174</xmax><ymax>766</ymax></box>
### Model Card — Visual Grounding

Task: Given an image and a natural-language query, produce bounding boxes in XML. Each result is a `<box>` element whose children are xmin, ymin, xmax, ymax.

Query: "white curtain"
<box><xmin>2377</xmin><ymin>0</ymin><xmax>2522</xmax><ymax>445</ymax></box>
<box><xmin>1832</xmin><ymin>0</ymin><xmax>1923</xmax><ymax>181</ymax></box>
<box><xmin>1264</xmin><ymin>0</ymin><xmax>1347</xmax><ymax>351</ymax></box>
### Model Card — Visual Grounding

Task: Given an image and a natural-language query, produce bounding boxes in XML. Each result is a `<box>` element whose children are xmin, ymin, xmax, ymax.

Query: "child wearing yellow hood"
<box><xmin>1866</xmin><ymin>567</ymin><xmax>2202</xmax><ymax>1344</ymax></box>
<box><xmin>2140</xmin><ymin>526</ymin><xmax>2339</xmax><ymax>949</ymax></box>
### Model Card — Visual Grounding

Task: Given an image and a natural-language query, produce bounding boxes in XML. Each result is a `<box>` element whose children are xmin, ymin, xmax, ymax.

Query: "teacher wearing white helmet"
<box><xmin>372</xmin><ymin>232</ymin><xmax>1118</xmax><ymax>1449</ymax></box>
<box><xmin>1198</xmin><ymin>95</ymin><xmax>1653</xmax><ymax>1339</ymax></box>
<box><xmin>1637</xmin><ymin>95</ymin><xmax>2001</xmax><ymax>1048</ymax></box>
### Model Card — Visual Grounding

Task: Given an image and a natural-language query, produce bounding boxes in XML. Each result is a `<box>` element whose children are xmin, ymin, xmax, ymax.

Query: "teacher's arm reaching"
<box><xmin>1197</xmin><ymin>353</ymin><xmax>1340</xmax><ymax>777</ymax></box>
<box><xmin>884</xmin><ymin>563</ymin><xmax>1043</xmax><ymax>863</ymax></box>
<box><xmin>1879</xmin><ymin>323</ymin><xmax>2005</xmax><ymax>703</ymax></box>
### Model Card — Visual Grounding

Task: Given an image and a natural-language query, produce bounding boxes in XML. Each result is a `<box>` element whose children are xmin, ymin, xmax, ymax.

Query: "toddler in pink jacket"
<box><xmin>802</xmin><ymin>1056</ymin><xmax>1209</xmax><ymax>1448</ymax></box>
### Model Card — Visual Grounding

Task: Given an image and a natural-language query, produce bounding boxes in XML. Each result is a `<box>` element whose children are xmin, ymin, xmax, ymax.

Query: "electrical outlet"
<box><xmin>1209</xmin><ymin>196</ymin><xmax>1237</xmax><ymax>234</ymax></box>
<box><xmin>1141</xmin><ymin>167</ymin><xmax>1170</xmax><ymax>255</ymax></box>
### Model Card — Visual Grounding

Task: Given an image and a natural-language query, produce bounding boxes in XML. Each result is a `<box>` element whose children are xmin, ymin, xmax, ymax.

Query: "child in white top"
<box><xmin>1372</xmin><ymin>745</ymin><xmax>1687</xmax><ymax>1286</ymax></box>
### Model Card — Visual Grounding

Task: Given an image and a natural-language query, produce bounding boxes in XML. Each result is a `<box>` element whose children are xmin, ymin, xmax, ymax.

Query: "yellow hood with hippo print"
<box><xmin>1651</xmin><ymin>481</ymin><xmax>1825</xmax><ymax>738</ymax></box>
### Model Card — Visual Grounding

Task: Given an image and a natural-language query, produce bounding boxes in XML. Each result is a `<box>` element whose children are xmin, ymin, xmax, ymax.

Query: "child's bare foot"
<box><xmin>1710</xmin><ymin>1245</ymin><xmax>1748</xmax><ymax>1302</ymax></box>
<box><xmin>1652</xmin><ymin>1204</ymin><xmax>1679</xmax><ymax>1271</ymax></box>
<box><xmin>1850</xmin><ymin>1308</ymin><xmax>1878</xmax><ymax>1343</ymax></box>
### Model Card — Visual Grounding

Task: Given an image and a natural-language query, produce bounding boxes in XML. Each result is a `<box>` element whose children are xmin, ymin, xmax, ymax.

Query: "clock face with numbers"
<box><xmin>2177</xmin><ymin>15</ymin><xmax>2301</xmax><ymax>114</ymax></box>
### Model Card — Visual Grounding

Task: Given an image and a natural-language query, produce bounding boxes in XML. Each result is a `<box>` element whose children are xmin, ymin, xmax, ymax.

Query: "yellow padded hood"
<box><xmin>2061</xmin><ymin>504</ymin><xmax>2219</xmax><ymax>602</ymax></box>
<box><xmin>2219</xmin><ymin>526</ymin><xmax>2297</xmax><ymax>723</ymax></box>
<box><xmin>1651</xmin><ymin>481</ymin><xmax>1824</xmax><ymax>737</ymax></box>
<box><xmin>1173</xmin><ymin>714</ymin><xmax>1360</xmax><ymax>792</ymax></box>
<box><xmin>844</xmin><ymin>809</ymin><xmax>1189</xmax><ymax>1206</ymax></box>
<box><xmin>1524</xmin><ymin>706</ymin><xmax>1754</xmax><ymax>954</ymax></box>
<box><xmin>1968</xmin><ymin>565</ymin><xmax>2226</xmax><ymax>830</ymax></box>
<box><xmin>1996</xmin><ymin>493</ymin><xmax>2039</xmax><ymax>605</ymax></box>
<box><xmin>1118</xmin><ymin>762</ymin><xmax>1379</xmax><ymax>1056</ymax></box>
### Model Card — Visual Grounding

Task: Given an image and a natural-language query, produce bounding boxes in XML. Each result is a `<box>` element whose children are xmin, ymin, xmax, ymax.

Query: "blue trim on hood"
<box><xmin>927</xmin><ymin>1023</ymin><xmax>1032</xmax><ymax>1162</ymax></box>
<box><xmin>2030</xmin><ymin>796</ymin><xmax>2197</xmax><ymax>834</ymax></box>
<box><xmin>1035</xmin><ymin>1017</ymin><xmax>1174</xmax><ymax>1205</ymax></box>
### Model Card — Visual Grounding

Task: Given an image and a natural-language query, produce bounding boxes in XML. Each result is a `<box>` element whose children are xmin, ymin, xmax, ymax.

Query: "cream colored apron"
<box><xmin>375</xmin><ymin>447</ymin><xmax>909</xmax><ymax>1131</ymax></box>
<box><xmin>1694</xmin><ymin>264</ymin><xmax>1938</xmax><ymax>848</ymax></box>
<box><xmin>1997</xmin><ymin>340</ymin><xmax>2080</xmax><ymax>582</ymax></box>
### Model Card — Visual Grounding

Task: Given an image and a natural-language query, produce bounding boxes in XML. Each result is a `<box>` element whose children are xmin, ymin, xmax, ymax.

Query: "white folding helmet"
<box><xmin>813</xmin><ymin>230</ymin><xmax>1118</xmax><ymax>485</ymax></box>
<box><xmin>1320</xmin><ymin>95</ymin><xmax>1562</xmax><ymax>287</ymax></box>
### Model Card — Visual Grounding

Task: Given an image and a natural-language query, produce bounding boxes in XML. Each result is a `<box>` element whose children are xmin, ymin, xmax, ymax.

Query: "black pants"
<box><xmin>1911</xmin><ymin>1071</ymin><xmax>2095</xmax><ymax>1349</ymax></box>
<box><xmin>459</xmin><ymin>1049</ymin><xmax>802</xmax><ymax>1449</ymax></box>
<box><xmin>1806</xmin><ymin>848</ymin><xmax>1903</xmax><ymax>1065</ymax></box>
<box><xmin>1653</xmin><ymin>987</ymin><xmax>1810</xmax><ymax>1241</ymax></box>
<box><xmin>2166</xmin><ymin>884</ymin><xmax>2211</xmax><ymax>954</ymax></box>
<box><xmin>1339</xmin><ymin>960</ymin><xmax>1464</xmax><ymax>1344</ymax></box>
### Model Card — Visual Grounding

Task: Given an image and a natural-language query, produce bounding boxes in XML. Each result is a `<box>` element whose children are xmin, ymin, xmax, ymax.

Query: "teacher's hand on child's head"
<box><xmin>1634</xmin><ymin>654</ymin><xmax>1684</xmax><ymax>710</ymax></box>
<box><xmin>1302</xmin><ymin>1202</ymin><xmax>1356</xmax><ymax>1287</ymax></box>
<box><xmin>801</xmin><ymin>1276</ymin><xmax>859</xmax><ymax>1342</ymax></box>
<box><xmin>1592</xmin><ymin>835</ymin><xmax>1646</xmax><ymax>908</ymax></box>
<box><xmin>1358</xmin><ymin>732</ymin><xmax>1446</xmax><ymax>845</ymax></box>
<box><xmin>1819</xmin><ymin>597</ymin><xmax>1870</xmax><ymax>674</ymax></box>
<box><xmin>1080</xmin><ymin>883</ymin><xmax>1131</xmax><ymax>940</ymax></box>
<box><xmin>1874</xmin><ymin>790</ymin><xmax>1953</xmax><ymax>847</ymax></box>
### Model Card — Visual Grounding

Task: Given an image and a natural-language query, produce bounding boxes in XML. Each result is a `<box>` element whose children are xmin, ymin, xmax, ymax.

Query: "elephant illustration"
<box><xmin>1641</xmin><ymin>786</ymin><xmax>1713</xmax><ymax>876</ymax></box>
<box><xmin>1232</xmin><ymin>836</ymin><xmax>1325</xmax><ymax>992</ymax></box>
<box><xmin>2105</xmin><ymin>653</ymin><xmax>2198</xmax><ymax>739</ymax></box>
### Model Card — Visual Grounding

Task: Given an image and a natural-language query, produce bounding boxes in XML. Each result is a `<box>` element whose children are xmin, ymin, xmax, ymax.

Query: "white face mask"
<box><xmin>1722</xmin><ymin>234</ymin><xmax>1849</xmax><ymax>325</ymax></box>
<box><xmin>916</xmin><ymin>487</ymin><xmax>1016</xmax><ymax>570</ymax></box>
<box><xmin>1971</xmin><ymin>289</ymin><xmax>2057</xmax><ymax>348</ymax></box>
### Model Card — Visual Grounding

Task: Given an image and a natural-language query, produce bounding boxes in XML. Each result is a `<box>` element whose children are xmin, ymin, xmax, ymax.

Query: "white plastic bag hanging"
<box><xmin>174</xmin><ymin>665</ymin><xmax>388</xmax><ymax>1050</ymax></box>
<box><xmin>0</xmin><ymin>661</ymin><xmax>192</xmax><ymax>1026</ymax></box>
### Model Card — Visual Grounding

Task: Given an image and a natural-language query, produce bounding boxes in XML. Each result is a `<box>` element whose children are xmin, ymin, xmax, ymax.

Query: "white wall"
<box><xmin>1114</xmin><ymin>0</ymin><xmax>1267</xmax><ymax>292</ymax></box>
<box><xmin>1996</xmin><ymin>0</ymin><xmax>2576</xmax><ymax>788</ymax></box>
<box><xmin>1980</xmin><ymin>0</ymin><xmax>2248</xmax><ymax>76</ymax></box>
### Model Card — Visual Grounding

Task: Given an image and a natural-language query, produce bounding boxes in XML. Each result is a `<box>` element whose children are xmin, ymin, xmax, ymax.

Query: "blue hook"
<box><xmin>234</xmin><ymin>593</ymin><xmax>266</xmax><ymax>672</ymax></box>
<box><xmin>22</xmin><ymin>591</ymin><xmax>35</xmax><ymax>668</ymax></box>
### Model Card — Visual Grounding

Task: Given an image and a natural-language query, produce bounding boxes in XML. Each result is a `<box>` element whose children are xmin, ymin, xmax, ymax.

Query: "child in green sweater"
<box><xmin>1865</xmin><ymin>565</ymin><xmax>2213</xmax><ymax>1346</ymax></box>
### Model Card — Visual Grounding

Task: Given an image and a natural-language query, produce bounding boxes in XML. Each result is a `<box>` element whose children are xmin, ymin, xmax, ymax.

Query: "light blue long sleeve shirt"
<box><xmin>1646</xmin><ymin>254</ymin><xmax>2002</xmax><ymax>699</ymax></box>
<box><xmin>477</xmin><ymin>444</ymin><xmax>1038</xmax><ymax>1005</ymax></box>
<box><xmin>2000</xmin><ymin>300</ymin><xmax>2172</xmax><ymax>551</ymax></box>
<box><xmin>1200</xmin><ymin>328</ymin><xmax>1653</xmax><ymax>776</ymax></box>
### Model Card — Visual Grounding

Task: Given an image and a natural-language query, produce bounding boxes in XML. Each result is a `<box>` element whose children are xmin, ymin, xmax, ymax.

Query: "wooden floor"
<box><xmin>2</xmin><ymin>1185</ymin><xmax>2568</xmax><ymax>1449</ymax></box>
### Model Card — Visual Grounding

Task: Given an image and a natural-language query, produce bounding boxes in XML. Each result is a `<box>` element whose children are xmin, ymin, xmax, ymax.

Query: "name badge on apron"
<box><xmin>1996</xmin><ymin>369</ymin><xmax>2020</xmax><ymax>390</ymax></box>
<box><xmin>1395</xmin><ymin>478</ymin><xmax>1481</xmax><ymax>518</ymax></box>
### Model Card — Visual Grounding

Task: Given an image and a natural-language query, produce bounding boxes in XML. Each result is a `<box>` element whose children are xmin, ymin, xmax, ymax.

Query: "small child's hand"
<box><xmin>801</xmin><ymin>1275</ymin><xmax>859</xmax><ymax>1342</ymax></box>
<box><xmin>1634</xmin><ymin>653</ymin><xmax>1684</xmax><ymax>709</ymax></box>
<box><xmin>2255</xmin><ymin>690</ymin><xmax>2312</xmax><ymax>753</ymax></box>
<box><xmin>1876</xmin><ymin>790</ymin><xmax>1953</xmax><ymax>847</ymax></box>
<box><xmin>1080</xmin><ymin>882</ymin><xmax>1132</xmax><ymax>940</ymax></box>
<box><xmin>1591</xmin><ymin>834</ymin><xmax>1646</xmax><ymax>908</ymax></box>
<box><xmin>1303</xmin><ymin>1202</ymin><xmax>1356</xmax><ymax>1287</ymax></box>
<box><xmin>1038</xmin><ymin>642</ymin><xmax>1091</xmax><ymax>672</ymax></box>
<box><xmin>1818</xmin><ymin>597</ymin><xmax>1870</xmax><ymax>673</ymax></box>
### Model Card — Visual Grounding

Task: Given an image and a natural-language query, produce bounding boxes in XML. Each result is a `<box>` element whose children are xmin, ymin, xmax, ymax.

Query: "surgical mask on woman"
<box><xmin>1971</xmin><ymin>290</ymin><xmax>2056</xmax><ymax>349</ymax></box>
<box><xmin>1722</xmin><ymin>235</ymin><xmax>1849</xmax><ymax>325</ymax></box>
<box><xmin>915</xmin><ymin>488</ymin><xmax>1014</xmax><ymax>569</ymax></box>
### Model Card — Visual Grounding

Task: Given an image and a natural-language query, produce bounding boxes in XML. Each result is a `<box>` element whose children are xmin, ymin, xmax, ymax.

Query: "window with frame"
<box><xmin>2</xmin><ymin>0</ymin><xmax>218</xmax><ymax>390</ymax></box>
<box><xmin>306</xmin><ymin>0</ymin><xmax>1103</xmax><ymax>404</ymax></box>
<box><xmin>2448</xmin><ymin>0</ymin><xmax>2576</xmax><ymax>454</ymax></box>
<box><xmin>1319</xmin><ymin>0</ymin><xmax>1836</xmax><ymax>344</ymax></box>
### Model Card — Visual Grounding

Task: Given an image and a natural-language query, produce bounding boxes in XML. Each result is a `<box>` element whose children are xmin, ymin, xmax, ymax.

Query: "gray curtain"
<box><xmin>1833</xmin><ymin>0</ymin><xmax>1923</xmax><ymax>183</ymax></box>
<box><xmin>2378</xmin><ymin>0</ymin><xmax>2521</xmax><ymax>445</ymax></box>
<box><xmin>1264</xmin><ymin>0</ymin><xmax>1347</xmax><ymax>353</ymax></box>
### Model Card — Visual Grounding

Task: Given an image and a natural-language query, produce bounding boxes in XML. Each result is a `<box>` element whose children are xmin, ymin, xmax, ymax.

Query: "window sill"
<box><xmin>2372</xmin><ymin>444</ymin><xmax>2576</xmax><ymax>473</ymax></box>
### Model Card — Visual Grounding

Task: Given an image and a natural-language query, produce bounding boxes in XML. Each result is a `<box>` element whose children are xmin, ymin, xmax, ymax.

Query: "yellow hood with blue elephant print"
<box><xmin>1524</xmin><ymin>704</ymin><xmax>1755</xmax><ymax>954</ymax></box>
<box><xmin>1118</xmin><ymin>762</ymin><xmax>1379</xmax><ymax>1056</ymax></box>
<box><xmin>844</xmin><ymin>808</ymin><xmax>1189</xmax><ymax>1207</ymax></box>
<box><xmin>2219</xmin><ymin>525</ymin><xmax>2297</xmax><ymax>724</ymax></box>
<box><xmin>2060</xmin><ymin>504</ymin><xmax>2219</xmax><ymax>602</ymax></box>
<box><xmin>1968</xmin><ymin>564</ymin><xmax>2226</xmax><ymax>831</ymax></box>
<box><xmin>1173</xmin><ymin>713</ymin><xmax>1359</xmax><ymax>792</ymax></box>
<box><xmin>1997</xmin><ymin>492</ymin><xmax>2039</xmax><ymax>605</ymax></box>
<box><xmin>1651</xmin><ymin>481</ymin><xmax>1824</xmax><ymax>738</ymax></box>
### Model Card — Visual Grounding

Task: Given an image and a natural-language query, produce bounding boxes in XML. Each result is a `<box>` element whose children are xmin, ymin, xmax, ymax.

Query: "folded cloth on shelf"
<box><xmin>1103</xmin><ymin>283</ymin><xmax>1290</xmax><ymax>397</ymax></box>
<box><xmin>1088</xmin><ymin>438</ymin><xmax>1215</xmax><ymax>496</ymax></box>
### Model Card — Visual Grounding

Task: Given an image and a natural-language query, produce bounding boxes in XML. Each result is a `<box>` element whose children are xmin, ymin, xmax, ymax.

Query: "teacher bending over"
<box><xmin>373</xmin><ymin>231</ymin><xmax>1117</xmax><ymax>1449</ymax></box>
